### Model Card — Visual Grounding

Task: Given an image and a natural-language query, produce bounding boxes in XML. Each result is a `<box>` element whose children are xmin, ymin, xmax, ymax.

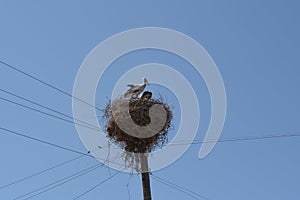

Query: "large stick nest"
<box><xmin>103</xmin><ymin>96</ymin><xmax>173</xmax><ymax>154</ymax></box>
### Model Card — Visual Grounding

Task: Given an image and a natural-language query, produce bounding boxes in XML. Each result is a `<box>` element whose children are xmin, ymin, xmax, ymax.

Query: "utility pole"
<box><xmin>141</xmin><ymin>153</ymin><xmax>152</xmax><ymax>200</ymax></box>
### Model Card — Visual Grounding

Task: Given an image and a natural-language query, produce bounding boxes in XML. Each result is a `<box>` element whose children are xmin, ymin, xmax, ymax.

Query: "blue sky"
<box><xmin>1</xmin><ymin>1</ymin><xmax>300</xmax><ymax>199</ymax></box>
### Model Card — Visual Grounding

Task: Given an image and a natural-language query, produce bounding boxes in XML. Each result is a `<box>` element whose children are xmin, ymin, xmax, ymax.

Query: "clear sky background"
<box><xmin>0</xmin><ymin>1</ymin><xmax>300</xmax><ymax>200</ymax></box>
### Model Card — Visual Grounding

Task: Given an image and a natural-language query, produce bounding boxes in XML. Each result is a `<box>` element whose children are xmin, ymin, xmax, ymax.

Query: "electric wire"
<box><xmin>3</xmin><ymin>62</ymin><xmax>299</xmax><ymax>146</ymax></box>
<box><xmin>0</xmin><ymin>143</ymin><xmax>114</xmax><ymax>191</ymax></box>
<box><xmin>3</xmin><ymin>121</ymin><xmax>299</xmax><ymax>199</ymax></box>
<box><xmin>0</xmin><ymin>96</ymin><xmax>101</xmax><ymax>133</ymax></box>
<box><xmin>2</xmin><ymin>121</ymin><xmax>300</xmax><ymax>166</ymax></box>
<box><xmin>0</xmin><ymin>154</ymin><xmax>85</xmax><ymax>190</ymax></box>
<box><xmin>0</xmin><ymin>88</ymin><xmax>100</xmax><ymax>131</ymax></box>
<box><xmin>14</xmin><ymin>163</ymin><xmax>102</xmax><ymax>200</ymax></box>
<box><xmin>2</xmin><ymin>91</ymin><xmax>299</xmax><ymax>147</ymax></box>
<box><xmin>0</xmin><ymin>60</ymin><xmax>102</xmax><ymax>112</ymax></box>
<box><xmin>169</xmin><ymin>132</ymin><xmax>300</xmax><ymax>146</ymax></box>
<box><xmin>0</xmin><ymin>127</ymin><xmax>125</xmax><ymax>167</ymax></box>
<box><xmin>1</xmin><ymin>59</ymin><xmax>206</xmax><ymax>200</ymax></box>
<box><xmin>151</xmin><ymin>174</ymin><xmax>209</xmax><ymax>200</ymax></box>
<box><xmin>1</xmin><ymin>60</ymin><xmax>299</xmax><ymax>199</ymax></box>
<box><xmin>0</xmin><ymin>127</ymin><xmax>92</xmax><ymax>156</ymax></box>
<box><xmin>126</xmin><ymin>173</ymin><xmax>134</xmax><ymax>200</ymax></box>
<box><xmin>73</xmin><ymin>171</ymin><xmax>121</xmax><ymax>200</ymax></box>
<box><xmin>3</xmin><ymin>61</ymin><xmax>299</xmax><ymax>146</ymax></box>
<box><xmin>3</xmin><ymin>92</ymin><xmax>298</xmax><ymax>148</ymax></box>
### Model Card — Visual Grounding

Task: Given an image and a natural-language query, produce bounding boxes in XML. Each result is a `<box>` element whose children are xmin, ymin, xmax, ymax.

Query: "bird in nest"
<box><xmin>124</xmin><ymin>77</ymin><xmax>149</xmax><ymax>98</ymax></box>
<box><xmin>140</xmin><ymin>91</ymin><xmax>152</xmax><ymax>100</ymax></box>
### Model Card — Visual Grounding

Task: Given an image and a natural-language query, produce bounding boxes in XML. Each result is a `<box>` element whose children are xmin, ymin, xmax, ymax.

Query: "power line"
<box><xmin>0</xmin><ymin>60</ymin><xmax>102</xmax><ymax>112</ymax></box>
<box><xmin>0</xmin><ymin>127</ymin><xmax>92</xmax><ymax>156</ymax></box>
<box><xmin>2</xmin><ymin>120</ymin><xmax>300</xmax><ymax>160</ymax></box>
<box><xmin>0</xmin><ymin>154</ymin><xmax>85</xmax><ymax>190</ymax></box>
<box><xmin>14</xmin><ymin>163</ymin><xmax>102</xmax><ymax>200</ymax></box>
<box><xmin>151</xmin><ymin>174</ymin><xmax>209</xmax><ymax>200</ymax></box>
<box><xmin>0</xmin><ymin>127</ymin><xmax>125</xmax><ymax>168</ymax></box>
<box><xmin>3</xmin><ymin>88</ymin><xmax>299</xmax><ymax>147</ymax></box>
<box><xmin>126</xmin><ymin>173</ymin><xmax>134</xmax><ymax>200</ymax></box>
<box><xmin>0</xmin><ymin>96</ymin><xmax>101</xmax><ymax>132</ymax></box>
<box><xmin>3</xmin><ymin>91</ymin><xmax>298</xmax><ymax>147</ymax></box>
<box><xmin>0</xmin><ymin>128</ymin><xmax>126</xmax><ymax>200</ymax></box>
<box><xmin>0</xmin><ymin>88</ymin><xmax>100</xmax><ymax>131</ymax></box>
<box><xmin>73</xmin><ymin>171</ymin><xmax>121</xmax><ymax>200</ymax></box>
<box><xmin>169</xmin><ymin>132</ymin><xmax>300</xmax><ymax>146</ymax></box>
<box><xmin>0</xmin><ymin>93</ymin><xmax>142</xmax><ymax>148</ymax></box>
<box><xmin>2</xmin><ymin>125</ymin><xmax>300</xmax><ymax>162</ymax></box>
<box><xmin>3</xmin><ymin>63</ymin><xmax>298</xmax><ymax>143</ymax></box>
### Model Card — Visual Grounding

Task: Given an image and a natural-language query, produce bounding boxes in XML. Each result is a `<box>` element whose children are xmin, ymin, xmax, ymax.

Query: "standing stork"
<box><xmin>124</xmin><ymin>77</ymin><xmax>149</xmax><ymax>98</ymax></box>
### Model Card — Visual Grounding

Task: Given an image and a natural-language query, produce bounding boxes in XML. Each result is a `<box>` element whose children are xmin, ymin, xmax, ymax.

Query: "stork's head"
<box><xmin>143</xmin><ymin>77</ymin><xmax>149</xmax><ymax>85</ymax></box>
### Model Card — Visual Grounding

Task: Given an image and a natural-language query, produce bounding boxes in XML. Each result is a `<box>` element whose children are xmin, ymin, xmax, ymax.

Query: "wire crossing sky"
<box><xmin>1</xmin><ymin>61</ymin><xmax>300</xmax><ymax>199</ymax></box>
<box><xmin>1</xmin><ymin>1</ymin><xmax>300</xmax><ymax>200</ymax></box>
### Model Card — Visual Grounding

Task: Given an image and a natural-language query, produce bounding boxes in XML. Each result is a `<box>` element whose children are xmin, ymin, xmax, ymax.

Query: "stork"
<box><xmin>124</xmin><ymin>77</ymin><xmax>149</xmax><ymax>98</ymax></box>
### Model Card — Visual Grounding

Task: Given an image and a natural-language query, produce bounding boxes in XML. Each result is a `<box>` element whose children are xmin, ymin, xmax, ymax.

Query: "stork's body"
<box><xmin>124</xmin><ymin>77</ymin><xmax>149</xmax><ymax>98</ymax></box>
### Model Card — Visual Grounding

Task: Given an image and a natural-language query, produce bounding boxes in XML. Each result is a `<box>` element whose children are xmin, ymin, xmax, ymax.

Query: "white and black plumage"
<box><xmin>124</xmin><ymin>77</ymin><xmax>149</xmax><ymax>98</ymax></box>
